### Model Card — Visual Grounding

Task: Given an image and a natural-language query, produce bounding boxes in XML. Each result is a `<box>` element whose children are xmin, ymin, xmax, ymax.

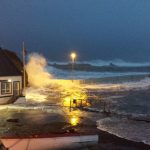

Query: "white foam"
<box><xmin>84</xmin><ymin>78</ymin><xmax>150</xmax><ymax>91</ymax></box>
<box><xmin>49</xmin><ymin>59</ymin><xmax>150</xmax><ymax>67</ymax></box>
<box><xmin>47</xmin><ymin>66</ymin><xmax>150</xmax><ymax>79</ymax></box>
<box><xmin>79</xmin><ymin>59</ymin><xmax>150</xmax><ymax>67</ymax></box>
<box><xmin>97</xmin><ymin>117</ymin><xmax>150</xmax><ymax>145</ymax></box>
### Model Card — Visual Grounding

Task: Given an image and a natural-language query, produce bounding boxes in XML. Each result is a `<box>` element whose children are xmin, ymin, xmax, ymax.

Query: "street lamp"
<box><xmin>70</xmin><ymin>52</ymin><xmax>76</xmax><ymax>63</ymax></box>
<box><xmin>69</xmin><ymin>52</ymin><xmax>77</xmax><ymax>112</ymax></box>
<box><xmin>70</xmin><ymin>52</ymin><xmax>77</xmax><ymax>81</ymax></box>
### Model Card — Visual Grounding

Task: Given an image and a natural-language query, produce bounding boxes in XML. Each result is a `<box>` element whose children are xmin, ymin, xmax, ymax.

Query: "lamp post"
<box><xmin>69</xmin><ymin>52</ymin><xmax>77</xmax><ymax>112</ymax></box>
<box><xmin>70</xmin><ymin>52</ymin><xmax>76</xmax><ymax>82</ymax></box>
<box><xmin>22</xmin><ymin>42</ymin><xmax>26</xmax><ymax>97</ymax></box>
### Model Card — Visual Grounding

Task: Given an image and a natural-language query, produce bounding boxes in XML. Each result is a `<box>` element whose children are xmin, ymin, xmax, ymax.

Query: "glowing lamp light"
<box><xmin>70</xmin><ymin>52</ymin><xmax>76</xmax><ymax>61</ymax></box>
<box><xmin>8</xmin><ymin>79</ymin><xmax>12</xmax><ymax>82</ymax></box>
<box><xmin>70</xmin><ymin>116</ymin><xmax>79</xmax><ymax>126</ymax></box>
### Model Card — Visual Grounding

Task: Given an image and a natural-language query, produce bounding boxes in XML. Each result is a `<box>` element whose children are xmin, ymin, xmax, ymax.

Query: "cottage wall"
<box><xmin>0</xmin><ymin>76</ymin><xmax>22</xmax><ymax>104</ymax></box>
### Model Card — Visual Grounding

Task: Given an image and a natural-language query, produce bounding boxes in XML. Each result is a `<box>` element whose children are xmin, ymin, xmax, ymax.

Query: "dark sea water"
<box><xmin>47</xmin><ymin>60</ymin><xmax>150</xmax><ymax>145</ymax></box>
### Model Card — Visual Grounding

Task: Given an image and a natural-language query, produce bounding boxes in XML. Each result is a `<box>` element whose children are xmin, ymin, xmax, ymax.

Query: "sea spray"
<box><xmin>26</xmin><ymin>53</ymin><xmax>53</xmax><ymax>87</ymax></box>
<box><xmin>25</xmin><ymin>53</ymin><xmax>87</xmax><ymax>105</ymax></box>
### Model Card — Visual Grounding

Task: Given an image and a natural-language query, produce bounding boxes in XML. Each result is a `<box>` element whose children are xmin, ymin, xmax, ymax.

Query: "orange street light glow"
<box><xmin>70</xmin><ymin>52</ymin><xmax>76</xmax><ymax>61</ymax></box>
<box><xmin>70</xmin><ymin>116</ymin><xmax>79</xmax><ymax>126</ymax></box>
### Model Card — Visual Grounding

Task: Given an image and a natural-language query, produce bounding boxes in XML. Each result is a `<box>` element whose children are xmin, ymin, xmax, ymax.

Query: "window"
<box><xmin>1</xmin><ymin>81</ymin><xmax>12</xmax><ymax>95</ymax></box>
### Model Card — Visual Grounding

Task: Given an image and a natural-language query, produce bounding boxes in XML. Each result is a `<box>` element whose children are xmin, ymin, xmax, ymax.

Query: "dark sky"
<box><xmin>0</xmin><ymin>0</ymin><xmax>150</xmax><ymax>61</ymax></box>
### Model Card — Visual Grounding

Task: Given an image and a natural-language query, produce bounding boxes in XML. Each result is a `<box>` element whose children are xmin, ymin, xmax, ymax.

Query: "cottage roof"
<box><xmin>0</xmin><ymin>48</ymin><xmax>23</xmax><ymax>76</ymax></box>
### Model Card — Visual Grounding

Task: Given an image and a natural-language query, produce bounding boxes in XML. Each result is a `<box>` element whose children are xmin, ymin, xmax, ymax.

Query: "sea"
<box><xmin>47</xmin><ymin>59</ymin><xmax>150</xmax><ymax>145</ymax></box>
<box><xmin>48</xmin><ymin>59</ymin><xmax>150</xmax><ymax>79</ymax></box>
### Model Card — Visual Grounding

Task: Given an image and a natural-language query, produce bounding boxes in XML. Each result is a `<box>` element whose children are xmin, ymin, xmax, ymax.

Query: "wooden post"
<box><xmin>70</xmin><ymin>98</ymin><xmax>72</xmax><ymax>112</ymax></box>
<box><xmin>22</xmin><ymin>42</ymin><xmax>26</xmax><ymax>96</ymax></box>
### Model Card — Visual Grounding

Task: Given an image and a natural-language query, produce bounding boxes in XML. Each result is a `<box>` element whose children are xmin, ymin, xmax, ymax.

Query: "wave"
<box><xmin>84</xmin><ymin>78</ymin><xmax>150</xmax><ymax>90</ymax></box>
<box><xmin>49</xmin><ymin>59</ymin><xmax>150</xmax><ymax>67</ymax></box>
<box><xmin>47</xmin><ymin>66</ymin><xmax>150</xmax><ymax>80</ymax></box>
<box><xmin>78</xmin><ymin>59</ymin><xmax>150</xmax><ymax>67</ymax></box>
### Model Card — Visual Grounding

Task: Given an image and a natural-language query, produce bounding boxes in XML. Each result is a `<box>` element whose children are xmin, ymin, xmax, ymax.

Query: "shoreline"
<box><xmin>94</xmin><ymin>129</ymin><xmax>150</xmax><ymax>150</ymax></box>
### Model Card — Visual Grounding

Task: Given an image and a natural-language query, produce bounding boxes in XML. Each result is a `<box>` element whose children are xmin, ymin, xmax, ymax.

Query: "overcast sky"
<box><xmin>0</xmin><ymin>0</ymin><xmax>150</xmax><ymax>61</ymax></box>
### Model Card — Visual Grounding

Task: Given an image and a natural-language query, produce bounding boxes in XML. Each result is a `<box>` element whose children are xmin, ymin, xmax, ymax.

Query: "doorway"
<box><xmin>13</xmin><ymin>81</ymin><xmax>20</xmax><ymax>96</ymax></box>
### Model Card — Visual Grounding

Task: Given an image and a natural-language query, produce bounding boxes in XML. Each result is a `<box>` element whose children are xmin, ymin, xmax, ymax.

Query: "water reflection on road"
<box><xmin>0</xmin><ymin>104</ymin><xmax>96</xmax><ymax>138</ymax></box>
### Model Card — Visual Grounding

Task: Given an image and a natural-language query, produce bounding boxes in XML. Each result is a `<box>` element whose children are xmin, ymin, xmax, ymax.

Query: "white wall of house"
<box><xmin>0</xmin><ymin>76</ymin><xmax>22</xmax><ymax>104</ymax></box>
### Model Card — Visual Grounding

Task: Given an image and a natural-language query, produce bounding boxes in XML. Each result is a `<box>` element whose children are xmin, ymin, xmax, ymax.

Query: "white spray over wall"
<box><xmin>26</xmin><ymin>53</ymin><xmax>53</xmax><ymax>88</ymax></box>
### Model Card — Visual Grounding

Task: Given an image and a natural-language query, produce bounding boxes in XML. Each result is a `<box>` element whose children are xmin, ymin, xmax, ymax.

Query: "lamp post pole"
<box><xmin>70</xmin><ymin>52</ymin><xmax>76</xmax><ymax>82</ymax></box>
<box><xmin>70</xmin><ymin>52</ymin><xmax>77</xmax><ymax>112</ymax></box>
<box><xmin>22</xmin><ymin>42</ymin><xmax>26</xmax><ymax>96</ymax></box>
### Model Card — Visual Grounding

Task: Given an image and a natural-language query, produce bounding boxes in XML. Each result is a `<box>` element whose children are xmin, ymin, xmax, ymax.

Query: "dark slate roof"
<box><xmin>0</xmin><ymin>48</ymin><xmax>23</xmax><ymax>76</ymax></box>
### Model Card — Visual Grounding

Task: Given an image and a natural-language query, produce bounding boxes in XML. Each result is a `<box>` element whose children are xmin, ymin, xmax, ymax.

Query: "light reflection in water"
<box><xmin>70</xmin><ymin>116</ymin><xmax>79</xmax><ymax>126</ymax></box>
<box><xmin>68</xmin><ymin>109</ymin><xmax>82</xmax><ymax>126</ymax></box>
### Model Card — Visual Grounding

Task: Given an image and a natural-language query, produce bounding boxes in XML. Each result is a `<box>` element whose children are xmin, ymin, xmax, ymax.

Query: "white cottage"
<box><xmin>0</xmin><ymin>49</ymin><xmax>23</xmax><ymax>104</ymax></box>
